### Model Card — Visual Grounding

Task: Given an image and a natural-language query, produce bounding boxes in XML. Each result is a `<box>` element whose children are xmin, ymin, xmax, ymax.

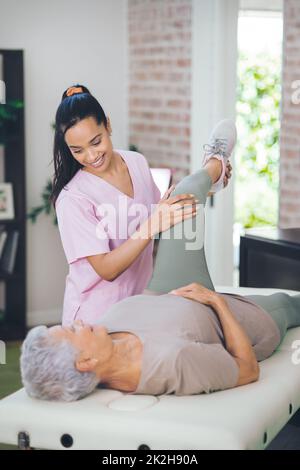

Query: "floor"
<box><xmin>266</xmin><ymin>416</ymin><xmax>300</xmax><ymax>450</ymax></box>
<box><xmin>2</xmin><ymin>342</ymin><xmax>300</xmax><ymax>451</ymax></box>
<box><xmin>0</xmin><ymin>342</ymin><xmax>22</xmax><ymax>450</ymax></box>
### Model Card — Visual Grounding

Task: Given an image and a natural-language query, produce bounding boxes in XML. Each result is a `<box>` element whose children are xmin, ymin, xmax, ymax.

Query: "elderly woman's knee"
<box><xmin>172</xmin><ymin>169</ymin><xmax>212</xmax><ymax>203</ymax></box>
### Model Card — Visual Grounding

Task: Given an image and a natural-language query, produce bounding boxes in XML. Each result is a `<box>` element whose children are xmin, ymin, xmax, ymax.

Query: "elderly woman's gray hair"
<box><xmin>20</xmin><ymin>326</ymin><xmax>100</xmax><ymax>401</ymax></box>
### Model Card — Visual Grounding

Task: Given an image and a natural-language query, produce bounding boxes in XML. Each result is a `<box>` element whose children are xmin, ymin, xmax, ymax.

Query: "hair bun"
<box><xmin>62</xmin><ymin>84</ymin><xmax>91</xmax><ymax>100</ymax></box>
<box><xmin>66</xmin><ymin>86</ymin><xmax>83</xmax><ymax>97</ymax></box>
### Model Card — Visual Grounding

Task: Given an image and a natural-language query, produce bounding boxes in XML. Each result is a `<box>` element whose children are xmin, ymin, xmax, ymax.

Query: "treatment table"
<box><xmin>1</xmin><ymin>286</ymin><xmax>300</xmax><ymax>450</ymax></box>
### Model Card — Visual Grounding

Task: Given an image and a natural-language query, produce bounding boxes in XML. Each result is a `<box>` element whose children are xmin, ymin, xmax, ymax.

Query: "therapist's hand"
<box><xmin>147</xmin><ymin>192</ymin><xmax>199</xmax><ymax>237</ymax></box>
<box><xmin>159</xmin><ymin>184</ymin><xmax>176</xmax><ymax>202</ymax></box>
<box><xmin>207</xmin><ymin>160</ymin><xmax>233</xmax><ymax>196</ymax></box>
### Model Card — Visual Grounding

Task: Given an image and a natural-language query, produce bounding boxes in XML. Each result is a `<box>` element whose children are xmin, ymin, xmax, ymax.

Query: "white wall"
<box><xmin>0</xmin><ymin>0</ymin><xmax>128</xmax><ymax>326</ymax></box>
<box><xmin>240</xmin><ymin>0</ymin><xmax>283</xmax><ymax>11</ymax></box>
<box><xmin>191</xmin><ymin>0</ymin><xmax>239</xmax><ymax>287</ymax></box>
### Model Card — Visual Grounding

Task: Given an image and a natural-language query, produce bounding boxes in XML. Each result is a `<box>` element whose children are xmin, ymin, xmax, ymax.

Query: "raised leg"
<box><xmin>147</xmin><ymin>167</ymin><xmax>215</xmax><ymax>293</ymax></box>
<box><xmin>146</xmin><ymin>118</ymin><xmax>236</xmax><ymax>294</ymax></box>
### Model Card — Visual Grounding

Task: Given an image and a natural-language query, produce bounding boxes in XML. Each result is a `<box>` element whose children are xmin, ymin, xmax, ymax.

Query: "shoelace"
<box><xmin>203</xmin><ymin>138</ymin><xmax>228</xmax><ymax>160</ymax></box>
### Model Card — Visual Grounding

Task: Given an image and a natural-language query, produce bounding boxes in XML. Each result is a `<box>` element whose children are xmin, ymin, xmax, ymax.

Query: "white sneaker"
<box><xmin>202</xmin><ymin>119</ymin><xmax>237</xmax><ymax>193</ymax></box>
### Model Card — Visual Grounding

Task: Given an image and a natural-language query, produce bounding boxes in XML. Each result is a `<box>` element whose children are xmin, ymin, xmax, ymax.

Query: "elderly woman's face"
<box><xmin>49</xmin><ymin>321</ymin><xmax>111</xmax><ymax>366</ymax></box>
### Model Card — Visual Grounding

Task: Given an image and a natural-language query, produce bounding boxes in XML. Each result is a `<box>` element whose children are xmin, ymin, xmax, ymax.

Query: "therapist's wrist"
<box><xmin>131</xmin><ymin>219</ymin><xmax>153</xmax><ymax>241</ymax></box>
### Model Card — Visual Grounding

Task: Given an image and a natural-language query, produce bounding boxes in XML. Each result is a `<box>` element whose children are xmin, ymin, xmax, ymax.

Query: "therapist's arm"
<box><xmin>86</xmin><ymin>222</ymin><xmax>152</xmax><ymax>281</ymax></box>
<box><xmin>86</xmin><ymin>193</ymin><xmax>198</xmax><ymax>281</ymax></box>
<box><xmin>169</xmin><ymin>283</ymin><xmax>260</xmax><ymax>387</ymax></box>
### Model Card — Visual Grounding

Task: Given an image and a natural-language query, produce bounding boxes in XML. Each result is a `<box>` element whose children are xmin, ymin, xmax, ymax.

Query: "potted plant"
<box><xmin>27</xmin><ymin>178</ymin><xmax>57</xmax><ymax>225</ymax></box>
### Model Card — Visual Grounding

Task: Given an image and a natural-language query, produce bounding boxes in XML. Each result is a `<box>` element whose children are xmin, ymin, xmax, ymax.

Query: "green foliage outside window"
<box><xmin>235</xmin><ymin>51</ymin><xmax>281</xmax><ymax>228</ymax></box>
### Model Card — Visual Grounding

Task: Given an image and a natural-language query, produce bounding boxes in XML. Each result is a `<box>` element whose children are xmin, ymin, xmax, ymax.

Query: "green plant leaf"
<box><xmin>235</xmin><ymin>50</ymin><xmax>280</xmax><ymax>228</ymax></box>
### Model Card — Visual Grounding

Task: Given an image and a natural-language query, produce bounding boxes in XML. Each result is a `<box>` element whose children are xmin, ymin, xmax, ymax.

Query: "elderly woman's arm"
<box><xmin>210</xmin><ymin>294</ymin><xmax>260</xmax><ymax>386</ymax></box>
<box><xmin>169</xmin><ymin>283</ymin><xmax>260</xmax><ymax>387</ymax></box>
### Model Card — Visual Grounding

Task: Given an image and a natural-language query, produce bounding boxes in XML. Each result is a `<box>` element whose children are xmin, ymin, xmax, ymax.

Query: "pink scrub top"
<box><xmin>55</xmin><ymin>150</ymin><xmax>161</xmax><ymax>326</ymax></box>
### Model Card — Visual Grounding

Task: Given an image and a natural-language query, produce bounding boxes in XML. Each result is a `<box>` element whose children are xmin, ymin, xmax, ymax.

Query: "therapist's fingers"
<box><xmin>226</xmin><ymin>160</ymin><xmax>232</xmax><ymax>171</ymax></box>
<box><xmin>166</xmin><ymin>205</ymin><xmax>198</xmax><ymax>228</ymax></box>
<box><xmin>160</xmin><ymin>184</ymin><xmax>176</xmax><ymax>201</ymax></box>
<box><xmin>225</xmin><ymin>161</ymin><xmax>232</xmax><ymax>179</ymax></box>
<box><xmin>171</xmin><ymin>204</ymin><xmax>199</xmax><ymax>216</ymax></box>
<box><xmin>171</xmin><ymin>202</ymin><xmax>199</xmax><ymax>215</ymax></box>
<box><xmin>223</xmin><ymin>161</ymin><xmax>232</xmax><ymax>188</ymax></box>
<box><xmin>167</xmin><ymin>193</ymin><xmax>199</xmax><ymax>207</ymax></box>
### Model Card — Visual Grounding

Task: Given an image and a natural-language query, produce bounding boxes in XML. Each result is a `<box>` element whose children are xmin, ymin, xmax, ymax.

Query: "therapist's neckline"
<box><xmin>80</xmin><ymin>150</ymin><xmax>136</xmax><ymax>200</ymax></box>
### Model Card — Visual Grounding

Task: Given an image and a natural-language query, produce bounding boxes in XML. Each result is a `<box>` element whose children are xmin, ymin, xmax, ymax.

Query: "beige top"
<box><xmin>98</xmin><ymin>293</ymin><xmax>281</xmax><ymax>396</ymax></box>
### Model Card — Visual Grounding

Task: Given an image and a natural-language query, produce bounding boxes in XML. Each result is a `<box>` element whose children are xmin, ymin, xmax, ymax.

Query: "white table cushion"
<box><xmin>1</xmin><ymin>286</ymin><xmax>300</xmax><ymax>450</ymax></box>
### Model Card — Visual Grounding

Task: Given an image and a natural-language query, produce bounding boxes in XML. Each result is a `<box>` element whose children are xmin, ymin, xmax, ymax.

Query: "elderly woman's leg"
<box><xmin>146</xmin><ymin>166</ymin><xmax>215</xmax><ymax>293</ymax></box>
<box><xmin>146</xmin><ymin>118</ymin><xmax>236</xmax><ymax>294</ymax></box>
<box><xmin>243</xmin><ymin>292</ymin><xmax>300</xmax><ymax>344</ymax></box>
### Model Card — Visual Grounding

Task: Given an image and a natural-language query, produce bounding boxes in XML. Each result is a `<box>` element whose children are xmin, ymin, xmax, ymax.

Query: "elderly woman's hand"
<box><xmin>168</xmin><ymin>282</ymin><xmax>220</xmax><ymax>306</ymax></box>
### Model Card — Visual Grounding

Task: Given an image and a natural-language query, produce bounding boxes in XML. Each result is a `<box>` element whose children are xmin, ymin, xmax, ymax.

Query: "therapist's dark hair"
<box><xmin>50</xmin><ymin>84</ymin><xmax>108</xmax><ymax>207</ymax></box>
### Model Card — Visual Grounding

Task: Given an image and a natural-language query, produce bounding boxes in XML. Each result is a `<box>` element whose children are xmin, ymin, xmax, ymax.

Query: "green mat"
<box><xmin>0</xmin><ymin>342</ymin><xmax>22</xmax><ymax>450</ymax></box>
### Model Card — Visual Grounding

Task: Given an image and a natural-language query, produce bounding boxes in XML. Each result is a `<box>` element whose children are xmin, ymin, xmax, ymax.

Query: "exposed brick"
<box><xmin>128</xmin><ymin>0</ymin><xmax>192</xmax><ymax>172</ymax></box>
<box><xmin>280</xmin><ymin>0</ymin><xmax>300</xmax><ymax>227</ymax></box>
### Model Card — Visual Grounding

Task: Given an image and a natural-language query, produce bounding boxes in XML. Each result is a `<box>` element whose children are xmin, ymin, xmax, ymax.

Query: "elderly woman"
<box><xmin>20</xmin><ymin>120</ymin><xmax>300</xmax><ymax>402</ymax></box>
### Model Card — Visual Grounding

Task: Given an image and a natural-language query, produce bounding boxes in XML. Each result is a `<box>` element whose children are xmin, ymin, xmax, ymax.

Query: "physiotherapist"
<box><xmin>50</xmin><ymin>84</ymin><xmax>200</xmax><ymax>325</ymax></box>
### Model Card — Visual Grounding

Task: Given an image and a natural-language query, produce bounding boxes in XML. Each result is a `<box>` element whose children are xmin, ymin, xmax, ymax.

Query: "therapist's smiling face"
<box><xmin>64</xmin><ymin>116</ymin><xmax>114</xmax><ymax>175</ymax></box>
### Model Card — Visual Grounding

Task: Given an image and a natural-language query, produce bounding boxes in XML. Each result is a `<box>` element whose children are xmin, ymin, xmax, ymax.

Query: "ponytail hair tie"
<box><xmin>66</xmin><ymin>86</ymin><xmax>84</xmax><ymax>97</ymax></box>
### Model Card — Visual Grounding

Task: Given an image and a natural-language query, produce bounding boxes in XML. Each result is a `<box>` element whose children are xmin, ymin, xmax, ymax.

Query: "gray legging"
<box><xmin>147</xmin><ymin>168</ymin><xmax>215</xmax><ymax>293</ymax></box>
<box><xmin>147</xmin><ymin>168</ymin><xmax>300</xmax><ymax>343</ymax></box>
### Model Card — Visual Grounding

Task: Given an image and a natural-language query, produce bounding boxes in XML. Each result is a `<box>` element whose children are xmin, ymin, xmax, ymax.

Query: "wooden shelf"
<box><xmin>0</xmin><ymin>270</ymin><xmax>21</xmax><ymax>281</ymax></box>
<box><xmin>0</xmin><ymin>49</ymin><xmax>26</xmax><ymax>341</ymax></box>
<box><xmin>0</xmin><ymin>135</ymin><xmax>21</xmax><ymax>145</ymax></box>
<box><xmin>0</xmin><ymin>219</ymin><xmax>22</xmax><ymax>225</ymax></box>
<box><xmin>0</xmin><ymin>322</ymin><xmax>25</xmax><ymax>341</ymax></box>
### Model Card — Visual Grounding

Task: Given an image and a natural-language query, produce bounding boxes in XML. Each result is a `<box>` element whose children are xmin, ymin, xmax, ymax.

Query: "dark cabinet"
<box><xmin>239</xmin><ymin>227</ymin><xmax>300</xmax><ymax>291</ymax></box>
<box><xmin>0</xmin><ymin>50</ymin><xmax>26</xmax><ymax>340</ymax></box>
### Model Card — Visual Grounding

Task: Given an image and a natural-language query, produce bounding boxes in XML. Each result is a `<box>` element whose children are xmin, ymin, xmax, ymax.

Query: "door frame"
<box><xmin>191</xmin><ymin>0</ymin><xmax>239</xmax><ymax>286</ymax></box>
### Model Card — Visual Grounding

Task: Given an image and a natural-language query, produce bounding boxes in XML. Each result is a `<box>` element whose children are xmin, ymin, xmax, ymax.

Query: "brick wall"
<box><xmin>280</xmin><ymin>0</ymin><xmax>300</xmax><ymax>227</ymax></box>
<box><xmin>128</xmin><ymin>0</ymin><xmax>192</xmax><ymax>182</ymax></box>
